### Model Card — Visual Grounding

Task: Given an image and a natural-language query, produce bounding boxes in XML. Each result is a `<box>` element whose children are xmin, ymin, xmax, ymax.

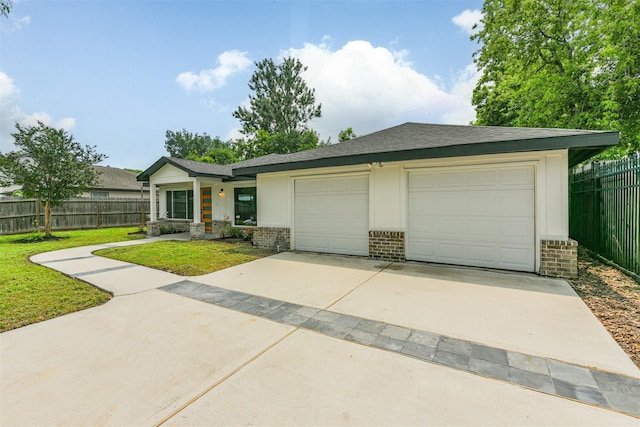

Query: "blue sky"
<box><xmin>1</xmin><ymin>0</ymin><xmax>484</xmax><ymax>170</ymax></box>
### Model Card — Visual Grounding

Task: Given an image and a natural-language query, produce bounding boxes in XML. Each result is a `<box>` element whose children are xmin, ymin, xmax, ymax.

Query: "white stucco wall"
<box><xmin>147</xmin><ymin>164</ymin><xmax>256</xmax><ymax>223</ymax></box>
<box><xmin>257</xmin><ymin>148</ymin><xmax>571</xmax><ymax>245</ymax></box>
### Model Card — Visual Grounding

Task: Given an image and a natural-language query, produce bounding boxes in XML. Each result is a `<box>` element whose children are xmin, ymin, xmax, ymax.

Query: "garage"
<box><xmin>407</xmin><ymin>165</ymin><xmax>535</xmax><ymax>272</ymax></box>
<box><xmin>294</xmin><ymin>175</ymin><xmax>369</xmax><ymax>256</ymax></box>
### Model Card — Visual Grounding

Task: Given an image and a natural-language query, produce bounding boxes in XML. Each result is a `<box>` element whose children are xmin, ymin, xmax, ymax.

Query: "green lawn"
<box><xmin>95</xmin><ymin>240</ymin><xmax>274</xmax><ymax>276</ymax></box>
<box><xmin>0</xmin><ymin>228</ymin><xmax>145</xmax><ymax>333</ymax></box>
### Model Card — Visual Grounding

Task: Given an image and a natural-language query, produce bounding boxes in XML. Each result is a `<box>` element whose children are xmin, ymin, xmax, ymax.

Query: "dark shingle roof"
<box><xmin>137</xmin><ymin>157</ymin><xmax>233</xmax><ymax>182</ymax></box>
<box><xmin>231</xmin><ymin>123</ymin><xmax>617</xmax><ymax>175</ymax></box>
<box><xmin>137</xmin><ymin>123</ymin><xmax>618</xmax><ymax>181</ymax></box>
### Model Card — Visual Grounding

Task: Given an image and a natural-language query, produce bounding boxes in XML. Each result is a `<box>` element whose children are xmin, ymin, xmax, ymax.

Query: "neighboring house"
<box><xmin>84</xmin><ymin>166</ymin><xmax>148</xmax><ymax>199</ymax></box>
<box><xmin>137</xmin><ymin>122</ymin><xmax>618</xmax><ymax>278</ymax></box>
<box><xmin>1</xmin><ymin>165</ymin><xmax>148</xmax><ymax>199</ymax></box>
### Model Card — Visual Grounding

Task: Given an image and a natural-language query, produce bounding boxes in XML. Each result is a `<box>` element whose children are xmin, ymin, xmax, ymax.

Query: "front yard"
<box><xmin>2</xmin><ymin>229</ymin><xmax>639</xmax><ymax>371</ymax></box>
<box><xmin>0</xmin><ymin>228</ymin><xmax>145</xmax><ymax>332</ymax></box>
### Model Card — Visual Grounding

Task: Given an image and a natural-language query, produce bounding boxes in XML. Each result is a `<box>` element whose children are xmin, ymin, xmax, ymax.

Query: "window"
<box><xmin>166</xmin><ymin>190</ymin><xmax>194</xmax><ymax>219</ymax></box>
<box><xmin>234</xmin><ymin>187</ymin><xmax>257</xmax><ymax>226</ymax></box>
<box><xmin>91</xmin><ymin>191</ymin><xmax>109</xmax><ymax>198</ymax></box>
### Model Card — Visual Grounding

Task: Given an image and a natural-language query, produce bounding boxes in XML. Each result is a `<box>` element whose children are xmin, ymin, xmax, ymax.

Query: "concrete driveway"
<box><xmin>1</xmin><ymin>242</ymin><xmax>639</xmax><ymax>426</ymax></box>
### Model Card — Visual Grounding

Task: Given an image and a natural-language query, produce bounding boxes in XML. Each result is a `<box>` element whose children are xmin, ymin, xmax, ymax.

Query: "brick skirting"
<box><xmin>253</xmin><ymin>227</ymin><xmax>290</xmax><ymax>251</ymax></box>
<box><xmin>540</xmin><ymin>239</ymin><xmax>578</xmax><ymax>279</ymax></box>
<box><xmin>369</xmin><ymin>230</ymin><xmax>405</xmax><ymax>261</ymax></box>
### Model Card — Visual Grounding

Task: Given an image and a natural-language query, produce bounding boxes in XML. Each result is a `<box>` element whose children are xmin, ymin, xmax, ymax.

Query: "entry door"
<box><xmin>200</xmin><ymin>187</ymin><xmax>212</xmax><ymax>231</ymax></box>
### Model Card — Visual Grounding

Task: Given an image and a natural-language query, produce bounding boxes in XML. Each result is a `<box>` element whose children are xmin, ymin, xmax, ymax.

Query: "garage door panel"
<box><xmin>295</xmin><ymin>175</ymin><xmax>369</xmax><ymax>256</ymax></box>
<box><xmin>408</xmin><ymin>165</ymin><xmax>535</xmax><ymax>272</ymax></box>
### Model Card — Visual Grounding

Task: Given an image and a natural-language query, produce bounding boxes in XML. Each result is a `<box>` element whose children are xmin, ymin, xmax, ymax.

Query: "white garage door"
<box><xmin>407</xmin><ymin>165</ymin><xmax>535</xmax><ymax>272</ymax></box>
<box><xmin>294</xmin><ymin>175</ymin><xmax>369</xmax><ymax>256</ymax></box>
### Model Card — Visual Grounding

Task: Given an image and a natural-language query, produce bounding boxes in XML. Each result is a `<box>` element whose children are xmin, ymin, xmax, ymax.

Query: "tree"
<box><xmin>338</xmin><ymin>128</ymin><xmax>357</xmax><ymax>142</ymax></box>
<box><xmin>472</xmin><ymin>0</ymin><xmax>640</xmax><ymax>158</ymax></box>
<box><xmin>1</xmin><ymin>0</ymin><xmax>11</xmax><ymax>17</ymax></box>
<box><xmin>233</xmin><ymin>129</ymin><xmax>320</xmax><ymax>160</ymax></box>
<box><xmin>232</xmin><ymin>57</ymin><xmax>322</xmax><ymax>159</ymax></box>
<box><xmin>186</xmin><ymin>146</ymin><xmax>238</xmax><ymax>165</ymax></box>
<box><xmin>0</xmin><ymin>122</ymin><xmax>106</xmax><ymax>237</ymax></box>
<box><xmin>164</xmin><ymin>129</ymin><xmax>231</xmax><ymax>159</ymax></box>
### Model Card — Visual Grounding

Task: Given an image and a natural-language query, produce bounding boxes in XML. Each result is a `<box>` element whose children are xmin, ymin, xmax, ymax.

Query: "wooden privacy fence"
<box><xmin>0</xmin><ymin>198</ymin><xmax>150</xmax><ymax>235</ymax></box>
<box><xmin>570</xmin><ymin>154</ymin><xmax>640</xmax><ymax>278</ymax></box>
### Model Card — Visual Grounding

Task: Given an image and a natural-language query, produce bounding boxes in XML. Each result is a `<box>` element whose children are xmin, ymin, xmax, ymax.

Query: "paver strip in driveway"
<box><xmin>3</xmin><ymin>244</ymin><xmax>639</xmax><ymax>426</ymax></box>
<box><xmin>161</xmin><ymin>279</ymin><xmax>640</xmax><ymax>418</ymax></box>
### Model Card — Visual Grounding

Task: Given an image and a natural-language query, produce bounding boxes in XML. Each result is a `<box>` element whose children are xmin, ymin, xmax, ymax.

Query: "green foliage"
<box><xmin>96</xmin><ymin>240</ymin><xmax>273</xmax><ymax>276</ymax></box>
<box><xmin>164</xmin><ymin>129</ymin><xmax>233</xmax><ymax>159</ymax></box>
<box><xmin>472</xmin><ymin>0</ymin><xmax>640</xmax><ymax>158</ymax></box>
<box><xmin>233</xmin><ymin>57</ymin><xmax>322</xmax><ymax>136</ymax></box>
<box><xmin>0</xmin><ymin>228</ymin><xmax>144</xmax><ymax>332</ymax></box>
<box><xmin>234</xmin><ymin>129</ymin><xmax>320</xmax><ymax>160</ymax></box>
<box><xmin>338</xmin><ymin>127</ymin><xmax>357</xmax><ymax>142</ymax></box>
<box><xmin>0</xmin><ymin>122</ymin><xmax>106</xmax><ymax>236</ymax></box>
<box><xmin>1</xmin><ymin>0</ymin><xmax>11</xmax><ymax>17</ymax></box>
<box><xmin>186</xmin><ymin>146</ymin><xmax>238</xmax><ymax>165</ymax></box>
<box><xmin>232</xmin><ymin>57</ymin><xmax>323</xmax><ymax>160</ymax></box>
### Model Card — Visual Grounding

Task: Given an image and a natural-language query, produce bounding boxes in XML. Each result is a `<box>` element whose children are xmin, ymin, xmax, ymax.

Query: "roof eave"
<box><xmin>233</xmin><ymin>132</ymin><xmax>619</xmax><ymax>176</ymax></box>
<box><xmin>137</xmin><ymin>157</ymin><xmax>233</xmax><ymax>182</ymax></box>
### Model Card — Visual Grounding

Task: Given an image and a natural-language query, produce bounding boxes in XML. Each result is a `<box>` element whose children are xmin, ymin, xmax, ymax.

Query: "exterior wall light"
<box><xmin>219</xmin><ymin>188</ymin><xmax>225</xmax><ymax>197</ymax></box>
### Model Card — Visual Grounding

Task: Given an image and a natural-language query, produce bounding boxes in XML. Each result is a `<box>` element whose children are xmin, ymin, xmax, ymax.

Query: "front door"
<box><xmin>201</xmin><ymin>187</ymin><xmax>212</xmax><ymax>231</ymax></box>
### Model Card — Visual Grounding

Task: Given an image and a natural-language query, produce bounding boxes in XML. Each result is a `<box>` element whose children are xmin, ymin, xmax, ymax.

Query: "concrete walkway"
<box><xmin>1</xmin><ymin>236</ymin><xmax>639</xmax><ymax>426</ymax></box>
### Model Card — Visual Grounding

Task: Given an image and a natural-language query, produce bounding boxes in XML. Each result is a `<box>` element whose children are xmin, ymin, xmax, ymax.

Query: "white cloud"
<box><xmin>452</xmin><ymin>9</ymin><xmax>483</xmax><ymax>35</ymax></box>
<box><xmin>176</xmin><ymin>50</ymin><xmax>252</xmax><ymax>93</ymax></box>
<box><xmin>1</xmin><ymin>14</ymin><xmax>30</xmax><ymax>32</ymax></box>
<box><xmin>0</xmin><ymin>72</ymin><xmax>75</xmax><ymax>153</ymax></box>
<box><xmin>442</xmin><ymin>64</ymin><xmax>480</xmax><ymax>125</ymax></box>
<box><xmin>281</xmin><ymin>40</ymin><xmax>476</xmax><ymax>141</ymax></box>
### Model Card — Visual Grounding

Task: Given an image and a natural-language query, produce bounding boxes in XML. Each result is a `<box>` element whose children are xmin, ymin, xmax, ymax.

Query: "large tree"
<box><xmin>0</xmin><ymin>122</ymin><xmax>105</xmax><ymax>237</ymax></box>
<box><xmin>472</xmin><ymin>0</ymin><xmax>640</xmax><ymax>157</ymax></box>
<box><xmin>232</xmin><ymin>57</ymin><xmax>322</xmax><ymax>159</ymax></box>
<box><xmin>164</xmin><ymin>129</ymin><xmax>231</xmax><ymax>159</ymax></box>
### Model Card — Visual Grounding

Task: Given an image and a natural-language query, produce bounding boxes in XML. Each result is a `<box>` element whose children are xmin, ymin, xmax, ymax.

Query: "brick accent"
<box><xmin>253</xmin><ymin>227</ymin><xmax>290</xmax><ymax>251</ymax></box>
<box><xmin>210</xmin><ymin>220</ymin><xmax>231</xmax><ymax>239</ymax></box>
<box><xmin>190</xmin><ymin>222</ymin><xmax>205</xmax><ymax>240</ymax></box>
<box><xmin>147</xmin><ymin>221</ymin><xmax>160</xmax><ymax>237</ymax></box>
<box><xmin>540</xmin><ymin>239</ymin><xmax>578</xmax><ymax>279</ymax></box>
<box><xmin>369</xmin><ymin>230</ymin><xmax>405</xmax><ymax>261</ymax></box>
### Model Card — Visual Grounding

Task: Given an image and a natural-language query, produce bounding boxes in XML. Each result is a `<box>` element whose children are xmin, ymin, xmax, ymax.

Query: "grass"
<box><xmin>95</xmin><ymin>240</ymin><xmax>274</xmax><ymax>276</ymax></box>
<box><xmin>0</xmin><ymin>228</ymin><xmax>145</xmax><ymax>333</ymax></box>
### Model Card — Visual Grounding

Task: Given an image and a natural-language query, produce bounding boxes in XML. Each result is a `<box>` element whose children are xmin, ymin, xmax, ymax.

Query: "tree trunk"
<box><xmin>44</xmin><ymin>201</ymin><xmax>52</xmax><ymax>237</ymax></box>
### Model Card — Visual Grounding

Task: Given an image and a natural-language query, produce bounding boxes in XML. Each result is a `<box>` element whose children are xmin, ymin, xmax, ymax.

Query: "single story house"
<box><xmin>137</xmin><ymin>122</ymin><xmax>617</xmax><ymax>278</ymax></box>
<box><xmin>1</xmin><ymin>165</ymin><xmax>148</xmax><ymax>199</ymax></box>
<box><xmin>86</xmin><ymin>166</ymin><xmax>148</xmax><ymax>199</ymax></box>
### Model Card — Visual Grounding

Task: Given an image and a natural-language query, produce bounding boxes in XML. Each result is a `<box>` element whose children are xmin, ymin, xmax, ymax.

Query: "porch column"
<box><xmin>192</xmin><ymin>178</ymin><xmax>201</xmax><ymax>223</ymax></box>
<box><xmin>147</xmin><ymin>179</ymin><xmax>160</xmax><ymax>237</ymax></box>
<box><xmin>190</xmin><ymin>178</ymin><xmax>205</xmax><ymax>240</ymax></box>
<box><xmin>149</xmin><ymin>179</ymin><xmax>157</xmax><ymax>221</ymax></box>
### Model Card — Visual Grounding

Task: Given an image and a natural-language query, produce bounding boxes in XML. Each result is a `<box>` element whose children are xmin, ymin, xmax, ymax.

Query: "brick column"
<box><xmin>190</xmin><ymin>222</ymin><xmax>205</xmax><ymax>240</ymax></box>
<box><xmin>540</xmin><ymin>239</ymin><xmax>578</xmax><ymax>279</ymax></box>
<box><xmin>369</xmin><ymin>231</ymin><xmax>405</xmax><ymax>261</ymax></box>
<box><xmin>253</xmin><ymin>227</ymin><xmax>290</xmax><ymax>251</ymax></box>
<box><xmin>147</xmin><ymin>221</ymin><xmax>160</xmax><ymax>237</ymax></box>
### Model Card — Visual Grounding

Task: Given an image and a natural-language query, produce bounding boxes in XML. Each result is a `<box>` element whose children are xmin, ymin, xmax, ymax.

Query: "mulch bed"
<box><xmin>567</xmin><ymin>248</ymin><xmax>640</xmax><ymax>369</ymax></box>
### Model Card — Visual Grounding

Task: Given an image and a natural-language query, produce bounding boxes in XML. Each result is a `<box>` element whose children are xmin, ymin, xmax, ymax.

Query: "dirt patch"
<box><xmin>567</xmin><ymin>248</ymin><xmax>640</xmax><ymax>369</ymax></box>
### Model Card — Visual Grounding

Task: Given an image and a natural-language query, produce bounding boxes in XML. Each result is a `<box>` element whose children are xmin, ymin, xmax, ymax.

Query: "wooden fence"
<box><xmin>570</xmin><ymin>154</ymin><xmax>640</xmax><ymax>278</ymax></box>
<box><xmin>0</xmin><ymin>198</ymin><xmax>150</xmax><ymax>235</ymax></box>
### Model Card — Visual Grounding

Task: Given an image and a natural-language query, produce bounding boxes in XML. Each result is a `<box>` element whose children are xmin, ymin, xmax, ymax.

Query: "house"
<box><xmin>84</xmin><ymin>166</ymin><xmax>148</xmax><ymax>199</ymax></box>
<box><xmin>137</xmin><ymin>122</ymin><xmax>618</xmax><ymax>278</ymax></box>
<box><xmin>1</xmin><ymin>165</ymin><xmax>148</xmax><ymax>199</ymax></box>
